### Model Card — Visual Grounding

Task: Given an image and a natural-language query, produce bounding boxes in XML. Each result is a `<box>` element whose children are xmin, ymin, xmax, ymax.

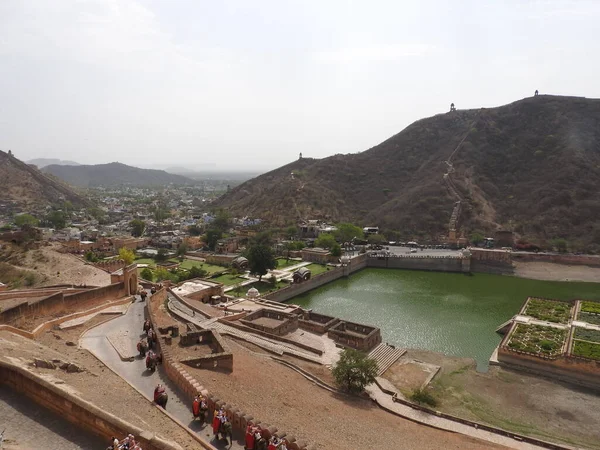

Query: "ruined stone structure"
<box><xmin>301</xmin><ymin>247</ymin><xmax>334</xmax><ymax>264</ymax></box>
<box><xmin>179</xmin><ymin>328</ymin><xmax>233</xmax><ymax>372</ymax></box>
<box><xmin>240</xmin><ymin>308</ymin><xmax>299</xmax><ymax>336</ymax></box>
<box><xmin>298</xmin><ymin>311</ymin><xmax>340</xmax><ymax>334</ymax></box>
<box><xmin>327</xmin><ymin>320</ymin><xmax>382</xmax><ymax>352</ymax></box>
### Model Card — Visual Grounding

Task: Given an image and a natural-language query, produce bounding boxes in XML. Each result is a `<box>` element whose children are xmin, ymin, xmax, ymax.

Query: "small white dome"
<box><xmin>246</xmin><ymin>287</ymin><xmax>260</xmax><ymax>298</ymax></box>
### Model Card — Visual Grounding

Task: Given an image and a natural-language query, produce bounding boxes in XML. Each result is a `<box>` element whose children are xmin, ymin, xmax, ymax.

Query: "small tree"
<box><xmin>470</xmin><ymin>232</ymin><xmax>485</xmax><ymax>246</ymax></box>
<box><xmin>550</xmin><ymin>238</ymin><xmax>568</xmax><ymax>253</ymax></box>
<box><xmin>119</xmin><ymin>247</ymin><xmax>135</xmax><ymax>265</ymax></box>
<box><xmin>246</xmin><ymin>243</ymin><xmax>277</xmax><ymax>281</ymax></box>
<box><xmin>332</xmin><ymin>348</ymin><xmax>378</xmax><ymax>394</ymax></box>
<box><xmin>140</xmin><ymin>267</ymin><xmax>154</xmax><ymax>281</ymax></box>
<box><xmin>205</xmin><ymin>229</ymin><xmax>222</xmax><ymax>251</ymax></box>
<box><xmin>14</xmin><ymin>213</ymin><xmax>39</xmax><ymax>228</ymax></box>
<box><xmin>188</xmin><ymin>266</ymin><xmax>207</xmax><ymax>279</ymax></box>
<box><xmin>154</xmin><ymin>248</ymin><xmax>169</xmax><ymax>262</ymax></box>
<box><xmin>129</xmin><ymin>219</ymin><xmax>146</xmax><ymax>237</ymax></box>
<box><xmin>334</xmin><ymin>223</ymin><xmax>364</xmax><ymax>243</ymax></box>
<box><xmin>330</xmin><ymin>243</ymin><xmax>342</xmax><ymax>257</ymax></box>
<box><xmin>367</xmin><ymin>234</ymin><xmax>386</xmax><ymax>245</ymax></box>
<box><xmin>177</xmin><ymin>242</ymin><xmax>188</xmax><ymax>259</ymax></box>
<box><xmin>315</xmin><ymin>233</ymin><xmax>337</xmax><ymax>249</ymax></box>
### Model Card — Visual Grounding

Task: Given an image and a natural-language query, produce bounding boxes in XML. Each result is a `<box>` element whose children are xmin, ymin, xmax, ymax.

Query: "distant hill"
<box><xmin>43</xmin><ymin>162</ymin><xmax>195</xmax><ymax>187</ymax></box>
<box><xmin>213</xmin><ymin>95</ymin><xmax>600</xmax><ymax>252</ymax></box>
<box><xmin>27</xmin><ymin>158</ymin><xmax>81</xmax><ymax>168</ymax></box>
<box><xmin>0</xmin><ymin>150</ymin><xmax>91</xmax><ymax>208</ymax></box>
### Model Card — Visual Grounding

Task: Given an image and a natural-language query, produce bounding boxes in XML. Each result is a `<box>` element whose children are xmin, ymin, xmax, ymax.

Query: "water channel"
<box><xmin>291</xmin><ymin>269</ymin><xmax>600</xmax><ymax>370</ymax></box>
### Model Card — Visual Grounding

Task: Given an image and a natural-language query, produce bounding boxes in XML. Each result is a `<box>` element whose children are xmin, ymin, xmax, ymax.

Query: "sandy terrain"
<box><xmin>183</xmin><ymin>339</ymin><xmax>503</xmax><ymax>450</ymax></box>
<box><xmin>513</xmin><ymin>261</ymin><xmax>600</xmax><ymax>282</ymax></box>
<box><xmin>394</xmin><ymin>349</ymin><xmax>600</xmax><ymax>450</ymax></box>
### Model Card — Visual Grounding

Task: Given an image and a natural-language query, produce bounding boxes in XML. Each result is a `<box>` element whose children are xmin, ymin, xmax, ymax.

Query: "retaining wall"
<box><xmin>147</xmin><ymin>292</ymin><xmax>311</xmax><ymax>450</ymax></box>
<box><xmin>0</xmin><ymin>361</ymin><xmax>180</xmax><ymax>450</ymax></box>
<box><xmin>366</xmin><ymin>255</ymin><xmax>468</xmax><ymax>272</ymax></box>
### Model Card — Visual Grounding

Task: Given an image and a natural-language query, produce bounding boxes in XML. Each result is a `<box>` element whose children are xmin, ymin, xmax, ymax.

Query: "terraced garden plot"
<box><xmin>573</xmin><ymin>327</ymin><xmax>600</xmax><ymax>343</ymax></box>
<box><xmin>211</xmin><ymin>273</ymin><xmax>245</xmax><ymax>286</ymax></box>
<box><xmin>305</xmin><ymin>263</ymin><xmax>330</xmax><ymax>276</ymax></box>
<box><xmin>523</xmin><ymin>298</ymin><xmax>571</xmax><ymax>323</ymax></box>
<box><xmin>577</xmin><ymin>311</ymin><xmax>600</xmax><ymax>326</ymax></box>
<box><xmin>581</xmin><ymin>301</ymin><xmax>600</xmax><ymax>314</ymax></box>
<box><xmin>507</xmin><ymin>324</ymin><xmax>566</xmax><ymax>356</ymax></box>
<box><xmin>276</xmin><ymin>258</ymin><xmax>300</xmax><ymax>269</ymax></box>
<box><xmin>572</xmin><ymin>340</ymin><xmax>600</xmax><ymax>360</ymax></box>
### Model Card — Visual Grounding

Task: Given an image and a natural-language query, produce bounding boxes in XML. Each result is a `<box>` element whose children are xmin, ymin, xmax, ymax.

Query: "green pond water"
<box><xmin>291</xmin><ymin>269</ymin><xmax>600</xmax><ymax>371</ymax></box>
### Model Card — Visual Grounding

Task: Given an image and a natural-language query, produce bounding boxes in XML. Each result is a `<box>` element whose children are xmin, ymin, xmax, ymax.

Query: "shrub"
<box><xmin>332</xmin><ymin>348</ymin><xmax>378</xmax><ymax>394</ymax></box>
<box><xmin>410</xmin><ymin>388</ymin><xmax>439</xmax><ymax>407</ymax></box>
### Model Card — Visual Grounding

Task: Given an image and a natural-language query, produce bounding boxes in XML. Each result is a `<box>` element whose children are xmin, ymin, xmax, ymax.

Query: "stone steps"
<box><xmin>369</xmin><ymin>344</ymin><xmax>406</xmax><ymax>376</ymax></box>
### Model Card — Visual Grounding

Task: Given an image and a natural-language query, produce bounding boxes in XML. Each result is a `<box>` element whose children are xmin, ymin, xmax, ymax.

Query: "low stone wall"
<box><xmin>298</xmin><ymin>311</ymin><xmax>340</xmax><ymax>334</ymax></box>
<box><xmin>497</xmin><ymin>348</ymin><xmax>600</xmax><ymax>391</ymax></box>
<box><xmin>327</xmin><ymin>320</ymin><xmax>381</xmax><ymax>352</ymax></box>
<box><xmin>147</xmin><ymin>292</ymin><xmax>312</xmax><ymax>449</ymax></box>
<box><xmin>240</xmin><ymin>308</ymin><xmax>299</xmax><ymax>336</ymax></box>
<box><xmin>0</xmin><ymin>283</ymin><xmax>124</xmax><ymax>327</ymax></box>
<box><xmin>367</xmin><ymin>255</ymin><xmax>468</xmax><ymax>272</ymax></box>
<box><xmin>0</xmin><ymin>361</ymin><xmax>181</xmax><ymax>450</ymax></box>
<box><xmin>179</xmin><ymin>329</ymin><xmax>233</xmax><ymax>372</ymax></box>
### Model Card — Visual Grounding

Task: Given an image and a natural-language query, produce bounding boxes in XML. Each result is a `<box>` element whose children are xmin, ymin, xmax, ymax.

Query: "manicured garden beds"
<box><xmin>134</xmin><ymin>258</ymin><xmax>156</xmax><ymax>267</ymax></box>
<box><xmin>573</xmin><ymin>327</ymin><xmax>600</xmax><ymax>344</ymax></box>
<box><xmin>305</xmin><ymin>263</ymin><xmax>330</xmax><ymax>276</ymax></box>
<box><xmin>580</xmin><ymin>301</ymin><xmax>600</xmax><ymax>314</ymax></box>
<box><xmin>571</xmin><ymin>340</ymin><xmax>600</xmax><ymax>360</ymax></box>
<box><xmin>507</xmin><ymin>324</ymin><xmax>566</xmax><ymax>356</ymax></box>
<box><xmin>577</xmin><ymin>311</ymin><xmax>600</xmax><ymax>326</ymax></box>
<box><xmin>523</xmin><ymin>298</ymin><xmax>571</xmax><ymax>323</ymax></box>
<box><xmin>247</xmin><ymin>280</ymin><xmax>290</xmax><ymax>294</ymax></box>
<box><xmin>211</xmin><ymin>273</ymin><xmax>245</xmax><ymax>286</ymax></box>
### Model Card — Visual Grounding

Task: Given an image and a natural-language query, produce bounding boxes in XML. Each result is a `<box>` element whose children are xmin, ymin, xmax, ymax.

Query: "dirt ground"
<box><xmin>182</xmin><ymin>339</ymin><xmax>503</xmax><ymax>450</ymax></box>
<box><xmin>0</xmin><ymin>328</ymin><xmax>202</xmax><ymax>450</ymax></box>
<box><xmin>0</xmin><ymin>243</ymin><xmax>110</xmax><ymax>287</ymax></box>
<box><xmin>393</xmin><ymin>349</ymin><xmax>600</xmax><ymax>450</ymax></box>
<box><xmin>384</xmin><ymin>358</ymin><xmax>440</xmax><ymax>393</ymax></box>
<box><xmin>513</xmin><ymin>261</ymin><xmax>600</xmax><ymax>282</ymax></box>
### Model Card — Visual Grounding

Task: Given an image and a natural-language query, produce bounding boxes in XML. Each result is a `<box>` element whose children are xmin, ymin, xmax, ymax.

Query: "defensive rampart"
<box><xmin>0</xmin><ymin>361</ymin><xmax>181</xmax><ymax>450</ymax></box>
<box><xmin>366</xmin><ymin>255</ymin><xmax>469</xmax><ymax>272</ymax></box>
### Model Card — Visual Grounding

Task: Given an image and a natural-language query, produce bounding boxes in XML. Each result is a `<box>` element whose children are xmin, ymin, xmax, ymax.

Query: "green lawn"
<box><xmin>211</xmin><ymin>273</ymin><xmax>245</xmax><ymax>286</ymax></box>
<box><xmin>166</xmin><ymin>258</ymin><xmax>227</xmax><ymax>274</ymax></box>
<box><xmin>248</xmin><ymin>280</ymin><xmax>290</xmax><ymax>294</ymax></box>
<box><xmin>305</xmin><ymin>263</ymin><xmax>330</xmax><ymax>276</ymax></box>
<box><xmin>134</xmin><ymin>258</ymin><xmax>156</xmax><ymax>267</ymax></box>
<box><xmin>276</xmin><ymin>258</ymin><xmax>301</xmax><ymax>269</ymax></box>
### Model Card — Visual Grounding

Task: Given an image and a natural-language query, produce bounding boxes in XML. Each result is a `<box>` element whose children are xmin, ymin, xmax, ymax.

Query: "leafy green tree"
<box><xmin>332</xmin><ymin>348</ymin><xmax>378</xmax><ymax>394</ymax></box>
<box><xmin>285</xmin><ymin>225</ymin><xmax>298</xmax><ymax>239</ymax></box>
<box><xmin>177</xmin><ymin>242</ymin><xmax>188</xmax><ymax>258</ymax></box>
<box><xmin>140</xmin><ymin>267</ymin><xmax>154</xmax><ymax>281</ymax></box>
<box><xmin>246</xmin><ymin>242</ymin><xmax>277</xmax><ymax>281</ymax></box>
<box><xmin>118</xmin><ymin>247</ymin><xmax>135</xmax><ymax>265</ymax></box>
<box><xmin>550</xmin><ymin>238</ymin><xmax>568</xmax><ymax>253</ymax></box>
<box><xmin>14</xmin><ymin>214</ymin><xmax>39</xmax><ymax>228</ymax></box>
<box><xmin>45</xmin><ymin>210</ymin><xmax>67</xmax><ymax>229</ymax></box>
<box><xmin>151</xmin><ymin>202</ymin><xmax>170</xmax><ymax>222</ymax></box>
<box><xmin>87</xmin><ymin>207</ymin><xmax>106</xmax><ymax>221</ymax></box>
<box><xmin>315</xmin><ymin>233</ymin><xmax>337</xmax><ymax>249</ymax></box>
<box><xmin>330</xmin><ymin>243</ymin><xmax>342</xmax><ymax>257</ymax></box>
<box><xmin>154</xmin><ymin>268</ymin><xmax>172</xmax><ymax>282</ymax></box>
<box><xmin>205</xmin><ymin>229</ymin><xmax>222</xmax><ymax>251</ymax></box>
<box><xmin>154</xmin><ymin>248</ymin><xmax>169</xmax><ymax>262</ymax></box>
<box><xmin>84</xmin><ymin>251</ymin><xmax>99</xmax><ymax>262</ymax></box>
<box><xmin>251</xmin><ymin>231</ymin><xmax>273</xmax><ymax>247</ymax></box>
<box><xmin>470</xmin><ymin>232</ymin><xmax>485</xmax><ymax>245</ymax></box>
<box><xmin>212</xmin><ymin>209</ymin><xmax>230</xmax><ymax>233</ymax></box>
<box><xmin>334</xmin><ymin>223</ymin><xmax>364</xmax><ymax>243</ymax></box>
<box><xmin>129</xmin><ymin>219</ymin><xmax>146</xmax><ymax>237</ymax></box>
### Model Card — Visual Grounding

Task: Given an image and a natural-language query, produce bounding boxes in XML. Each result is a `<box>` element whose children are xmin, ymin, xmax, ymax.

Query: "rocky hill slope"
<box><xmin>43</xmin><ymin>162</ymin><xmax>195</xmax><ymax>187</ymax></box>
<box><xmin>212</xmin><ymin>95</ymin><xmax>600</xmax><ymax>251</ymax></box>
<box><xmin>0</xmin><ymin>150</ymin><xmax>91</xmax><ymax>209</ymax></box>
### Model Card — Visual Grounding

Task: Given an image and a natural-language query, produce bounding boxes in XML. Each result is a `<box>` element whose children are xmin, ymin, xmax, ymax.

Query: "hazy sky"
<box><xmin>1</xmin><ymin>1</ymin><xmax>599</xmax><ymax>171</ymax></box>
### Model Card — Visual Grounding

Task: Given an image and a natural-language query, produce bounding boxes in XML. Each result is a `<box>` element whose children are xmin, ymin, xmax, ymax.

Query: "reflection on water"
<box><xmin>291</xmin><ymin>269</ymin><xmax>600</xmax><ymax>371</ymax></box>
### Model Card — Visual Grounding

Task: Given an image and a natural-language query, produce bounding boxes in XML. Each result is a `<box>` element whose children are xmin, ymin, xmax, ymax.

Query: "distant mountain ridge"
<box><xmin>213</xmin><ymin>95</ymin><xmax>600</xmax><ymax>251</ymax></box>
<box><xmin>27</xmin><ymin>158</ymin><xmax>81</xmax><ymax>168</ymax></box>
<box><xmin>43</xmin><ymin>162</ymin><xmax>195</xmax><ymax>187</ymax></box>
<box><xmin>0</xmin><ymin>150</ymin><xmax>91</xmax><ymax>208</ymax></box>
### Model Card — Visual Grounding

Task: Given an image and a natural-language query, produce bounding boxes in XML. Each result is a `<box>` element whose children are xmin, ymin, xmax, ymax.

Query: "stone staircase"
<box><xmin>369</xmin><ymin>343</ymin><xmax>406</xmax><ymax>376</ymax></box>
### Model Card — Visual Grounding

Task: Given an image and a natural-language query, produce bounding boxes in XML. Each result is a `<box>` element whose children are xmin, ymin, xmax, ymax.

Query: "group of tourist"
<box><xmin>107</xmin><ymin>433</ymin><xmax>142</xmax><ymax>450</ymax></box>
<box><xmin>211</xmin><ymin>407</ymin><xmax>231</xmax><ymax>434</ymax></box>
<box><xmin>245</xmin><ymin>425</ymin><xmax>288</xmax><ymax>450</ymax></box>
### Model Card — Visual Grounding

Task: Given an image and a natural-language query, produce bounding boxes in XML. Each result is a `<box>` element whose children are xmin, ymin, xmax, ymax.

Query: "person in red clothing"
<box><xmin>244</xmin><ymin>424</ymin><xmax>255</xmax><ymax>450</ymax></box>
<box><xmin>192</xmin><ymin>395</ymin><xmax>200</xmax><ymax>420</ymax></box>
<box><xmin>212</xmin><ymin>409</ymin><xmax>221</xmax><ymax>435</ymax></box>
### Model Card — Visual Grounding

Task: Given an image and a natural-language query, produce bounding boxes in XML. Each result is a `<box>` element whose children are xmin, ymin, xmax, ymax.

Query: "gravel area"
<box><xmin>513</xmin><ymin>261</ymin><xmax>600</xmax><ymax>282</ymax></box>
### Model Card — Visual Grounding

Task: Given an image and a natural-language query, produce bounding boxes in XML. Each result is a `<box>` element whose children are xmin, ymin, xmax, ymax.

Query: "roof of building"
<box><xmin>294</xmin><ymin>267</ymin><xmax>311</xmax><ymax>276</ymax></box>
<box><xmin>172</xmin><ymin>279</ymin><xmax>221</xmax><ymax>296</ymax></box>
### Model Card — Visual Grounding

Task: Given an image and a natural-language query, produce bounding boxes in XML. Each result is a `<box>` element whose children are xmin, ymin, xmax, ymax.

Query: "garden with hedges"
<box><xmin>571</xmin><ymin>327</ymin><xmax>600</xmax><ymax>361</ymax></box>
<box><xmin>506</xmin><ymin>324</ymin><xmax>567</xmax><ymax>357</ymax></box>
<box><xmin>523</xmin><ymin>298</ymin><xmax>572</xmax><ymax>323</ymax></box>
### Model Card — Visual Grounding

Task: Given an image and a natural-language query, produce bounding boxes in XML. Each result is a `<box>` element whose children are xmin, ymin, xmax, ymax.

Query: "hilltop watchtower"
<box><xmin>450</xmin><ymin>103</ymin><xmax>456</xmax><ymax>112</ymax></box>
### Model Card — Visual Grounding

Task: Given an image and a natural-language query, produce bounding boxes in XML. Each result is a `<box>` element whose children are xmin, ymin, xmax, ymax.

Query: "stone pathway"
<box><xmin>365</xmin><ymin>384</ymin><xmax>547</xmax><ymax>450</ymax></box>
<box><xmin>58</xmin><ymin>303</ymin><xmax>129</xmax><ymax>330</ymax></box>
<box><xmin>0</xmin><ymin>385</ymin><xmax>100</xmax><ymax>450</ymax></box>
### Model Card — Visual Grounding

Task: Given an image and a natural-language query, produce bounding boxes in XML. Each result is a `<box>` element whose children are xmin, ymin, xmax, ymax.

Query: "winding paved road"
<box><xmin>80</xmin><ymin>295</ymin><xmax>244</xmax><ymax>449</ymax></box>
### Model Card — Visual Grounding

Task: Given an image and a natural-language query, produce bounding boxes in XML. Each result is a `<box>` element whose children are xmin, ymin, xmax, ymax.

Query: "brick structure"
<box><xmin>179</xmin><ymin>329</ymin><xmax>233</xmax><ymax>372</ymax></box>
<box><xmin>327</xmin><ymin>320</ymin><xmax>381</xmax><ymax>352</ymax></box>
<box><xmin>170</xmin><ymin>279</ymin><xmax>224</xmax><ymax>304</ymax></box>
<box><xmin>240</xmin><ymin>308</ymin><xmax>299</xmax><ymax>336</ymax></box>
<box><xmin>298</xmin><ymin>311</ymin><xmax>340</xmax><ymax>334</ymax></box>
<box><xmin>301</xmin><ymin>248</ymin><xmax>333</xmax><ymax>264</ymax></box>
